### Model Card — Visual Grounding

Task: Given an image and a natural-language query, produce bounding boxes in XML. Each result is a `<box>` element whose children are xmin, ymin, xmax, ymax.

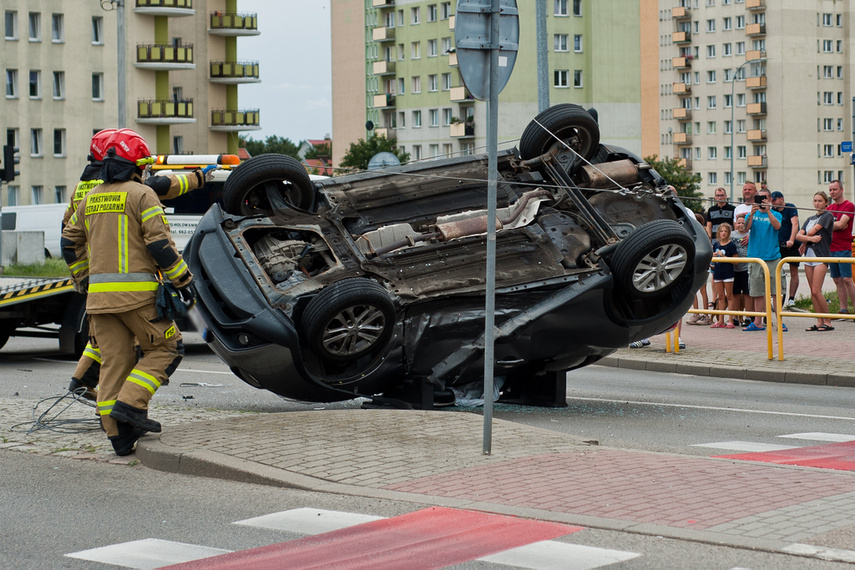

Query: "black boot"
<box><xmin>109</xmin><ymin>421</ymin><xmax>145</xmax><ymax>456</ymax></box>
<box><xmin>109</xmin><ymin>401</ymin><xmax>161</xmax><ymax>433</ymax></box>
<box><xmin>68</xmin><ymin>378</ymin><xmax>97</xmax><ymax>401</ymax></box>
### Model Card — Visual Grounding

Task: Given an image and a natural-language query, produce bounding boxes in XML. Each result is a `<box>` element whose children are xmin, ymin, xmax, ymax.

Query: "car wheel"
<box><xmin>0</xmin><ymin>319</ymin><xmax>14</xmax><ymax>350</ymax></box>
<box><xmin>302</xmin><ymin>278</ymin><xmax>396</xmax><ymax>363</ymax></box>
<box><xmin>610</xmin><ymin>220</ymin><xmax>695</xmax><ymax>299</ymax></box>
<box><xmin>222</xmin><ymin>153</ymin><xmax>315</xmax><ymax>216</ymax></box>
<box><xmin>519</xmin><ymin>104</ymin><xmax>600</xmax><ymax>161</ymax></box>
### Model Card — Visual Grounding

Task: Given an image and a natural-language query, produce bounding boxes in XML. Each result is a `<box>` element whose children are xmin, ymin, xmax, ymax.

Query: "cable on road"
<box><xmin>10</xmin><ymin>388</ymin><xmax>101</xmax><ymax>434</ymax></box>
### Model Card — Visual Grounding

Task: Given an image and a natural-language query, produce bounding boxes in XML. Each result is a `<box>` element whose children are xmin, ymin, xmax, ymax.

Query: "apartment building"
<box><xmin>659</xmin><ymin>0</ymin><xmax>853</xmax><ymax>209</ymax></box>
<box><xmin>332</xmin><ymin>0</ymin><xmax>654</xmax><ymax>168</ymax></box>
<box><xmin>1</xmin><ymin>0</ymin><xmax>258</xmax><ymax>207</ymax></box>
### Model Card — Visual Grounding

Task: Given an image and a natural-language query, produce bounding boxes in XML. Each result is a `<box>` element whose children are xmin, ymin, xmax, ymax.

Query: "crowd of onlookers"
<box><xmin>630</xmin><ymin>179</ymin><xmax>854</xmax><ymax>348</ymax></box>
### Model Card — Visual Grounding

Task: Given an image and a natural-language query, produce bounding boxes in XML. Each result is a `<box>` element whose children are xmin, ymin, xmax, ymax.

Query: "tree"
<box><xmin>339</xmin><ymin>134</ymin><xmax>410</xmax><ymax>172</ymax></box>
<box><xmin>240</xmin><ymin>135</ymin><xmax>300</xmax><ymax>159</ymax></box>
<box><xmin>304</xmin><ymin>141</ymin><xmax>331</xmax><ymax>161</ymax></box>
<box><xmin>644</xmin><ymin>154</ymin><xmax>705</xmax><ymax>214</ymax></box>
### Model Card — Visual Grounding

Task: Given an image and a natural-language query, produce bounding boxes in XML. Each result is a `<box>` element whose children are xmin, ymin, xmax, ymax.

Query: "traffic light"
<box><xmin>1</xmin><ymin>145</ymin><xmax>19</xmax><ymax>182</ymax></box>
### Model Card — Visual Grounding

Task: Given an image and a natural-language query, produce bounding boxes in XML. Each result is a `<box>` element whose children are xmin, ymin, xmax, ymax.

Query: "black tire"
<box><xmin>519</xmin><ymin>104</ymin><xmax>600</xmax><ymax>161</ymax></box>
<box><xmin>302</xmin><ymin>278</ymin><xmax>395</xmax><ymax>363</ymax></box>
<box><xmin>610</xmin><ymin>220</ymin><xmax>695</xmax><ymax>299</ymax></box>
<box><xmin>0</xmin><ymin>319</ymin><xmax>14</xmax><ymax>350</ymax></box>
<box><xmin>223</xmin><ymin>153</ymin><xmax>315</xmax><ymax>216</ymax></box>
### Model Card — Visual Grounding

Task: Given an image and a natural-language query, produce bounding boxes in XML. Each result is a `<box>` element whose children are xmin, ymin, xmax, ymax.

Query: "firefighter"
<box><xmin>61</xmin><ymin>128</ymin><xmax>195</xmax><ymax>455</ymax></box>
<box><xmin>65</xmin><ymin>130</ymin><xmax>212</xmax><ymax>403</ymax></box>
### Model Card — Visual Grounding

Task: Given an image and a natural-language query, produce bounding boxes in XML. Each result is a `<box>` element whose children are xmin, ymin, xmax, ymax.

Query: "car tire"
<box><xmin>519</xmin><ymin>104</ymin><xmax>600</xmax><ymax>161</ymax></box>
<box><xmin>223</xmin><ymin>153</ymin><xmax>315</xmax><ymax>216</ymax></box>
<box><xmin>302</xmin><ymin>278</ymin><xmax>396</xmax><ymax>363</ymax></box>
<box><xmin>610</xmin><ymin>219</ymin><xmax>695</xmax><ymax>299</ymax></box>
<box><xmin>0</xmin><ymin>319</ymin><xmax>14</xmax><ymax>350</ymax></box>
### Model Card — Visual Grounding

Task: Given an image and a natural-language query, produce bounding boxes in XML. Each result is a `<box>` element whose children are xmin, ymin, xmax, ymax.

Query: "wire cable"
<box><xmin>10</xmin><ymin>388</ymin><xmax>101</xmax><ymax>435</ymax></box>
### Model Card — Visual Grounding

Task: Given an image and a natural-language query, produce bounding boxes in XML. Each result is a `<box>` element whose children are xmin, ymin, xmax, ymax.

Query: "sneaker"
<box><xmin>686</xmin><ymin>313</ymin><xmax>701</xmax><ymax>325</ymax></box>
<box><xmin>678</xmin><ymin>337</ymin><xmax>686</xmax><ymax>349</ymax></box>
<box><xmin>786</xmin><ymin>298</ymin><xmax>796</xmax><ymax>307</ymax></box>
<box><xmin>741</xmin><ymin>318</ymin><xmax>752</xmax><ymax>327</ymax></box>
<box><xmin>696</xmin><ymin>315</ymin><xmax>711</xmax><ymax>325</ymax></box>
<box><xmin>629</xmin><ymin>339</ymin><xmax>651</xmax><ymax>349</ymax></box>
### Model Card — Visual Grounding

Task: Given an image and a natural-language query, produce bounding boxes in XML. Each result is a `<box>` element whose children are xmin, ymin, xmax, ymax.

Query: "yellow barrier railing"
<box><xmin>665</xmin><ymin>255</ymin><xmax>855</xmax><ymax>360</ymax></box>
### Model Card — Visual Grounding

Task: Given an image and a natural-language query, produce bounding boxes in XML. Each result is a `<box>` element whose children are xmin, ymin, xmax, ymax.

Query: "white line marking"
<box><xmin>779</xmin><ymin>432</ymin><xmax>855</xmax><ymax>442</ymax></box>
<box><xmin>234</xmin><ymin>508</ymin><xmax>383</xmax><ymax>534</ymax></box>
<box><xmin>479</xmin><ymin>540</ymin><xmax>640</xmax><ymax>569</ymax></box>
<box><xmin>569</xmin><ymin>396</ymin><xmax>855</xmax><ymax>422</ymax></box>
<box><xmin>66</xmin><ymin>538</ymin><xmax>230</xmax><ymax>569</ymax></box>
<box><xmin>692</xmin><ymin>441</ymin><xmax>800</xmax><ymax>452</ymax></box>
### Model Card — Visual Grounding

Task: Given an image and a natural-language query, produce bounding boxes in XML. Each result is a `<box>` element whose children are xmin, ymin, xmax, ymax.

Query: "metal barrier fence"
<box><xmin>665</xmin><ymin>256</ymin><xmax>855</xmax><ymax>360</ymax></box>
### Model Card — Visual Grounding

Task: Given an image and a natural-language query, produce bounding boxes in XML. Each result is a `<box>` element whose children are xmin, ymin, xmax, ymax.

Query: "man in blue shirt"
<box><xmin>744</xmin><ymin>189</ymin><xmax>785</xmax><ymax>330</ymax></box>
<box><xmin>771</xmin><ymin>190</ymin><xmax>800</xmax><ymax>306</ymax></box>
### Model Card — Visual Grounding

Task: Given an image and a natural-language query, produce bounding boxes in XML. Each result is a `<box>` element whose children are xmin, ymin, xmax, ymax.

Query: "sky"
<box><xmin>238</xmin><ymin>0</ymin><xmax>332</xmax><ymax>144</ymax></box>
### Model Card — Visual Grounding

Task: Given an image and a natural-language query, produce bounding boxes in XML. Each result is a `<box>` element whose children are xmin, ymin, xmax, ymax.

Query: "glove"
<box><xmin>201</xmin><ymin>165</ymin><xmax>217</xmax><ymax>182</ymax></box>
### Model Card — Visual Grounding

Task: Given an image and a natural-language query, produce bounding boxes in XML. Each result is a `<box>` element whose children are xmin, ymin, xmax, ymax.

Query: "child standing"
<box><xmin>711</xmin><ymin>222</ymin><xmax>738</xmax><ymax>328</ymax></box>
<box><xmin>730</xmin><ymin>216</ymin><xmax>750</xmax><ymax>327</ymax></box>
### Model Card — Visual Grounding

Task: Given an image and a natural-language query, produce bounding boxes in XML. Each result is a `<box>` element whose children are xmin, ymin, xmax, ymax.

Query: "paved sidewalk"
<box><xmin>134</xmin><ymin>318</ymin><xmax>855</xmax><ymax>563</ymax></box>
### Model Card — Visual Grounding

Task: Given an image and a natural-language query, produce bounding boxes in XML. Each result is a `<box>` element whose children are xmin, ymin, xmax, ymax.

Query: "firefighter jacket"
<box><xmin>62</xmin><ymin>169</ymin><xmax>204</xmax><ymax>285</ymax></box>
<box><xmin>61</xmin><ymin>178</ymin><xmax>192</xmax><ymax>314</ymax></box>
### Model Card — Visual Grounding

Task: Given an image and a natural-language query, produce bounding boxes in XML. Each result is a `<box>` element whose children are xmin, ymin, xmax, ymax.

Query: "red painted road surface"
<box><xmin>717</xmin><ymin>441</ymin><xmax>855</xmax><ymax>471</ymax></box>
<box><xmin>160</xmin><ymin>507</ymin><xmax>582</xmax><ymax>570</ymax></box>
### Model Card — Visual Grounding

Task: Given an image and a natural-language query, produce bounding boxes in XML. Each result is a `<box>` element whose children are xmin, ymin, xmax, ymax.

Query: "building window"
<box><xmin>28</xmin><ymin>12</ymin><xmax>40</xmax><ymax>41</ymax></box>
<box><xmin>707</xmin><ymin>121</ymin><xmax>716</xmax><ymax>133</ymax></box>
<box><xmin>411</xmin><ymin>41</ymin><xmax>420</xmax><ymax>59</ymax></box>
<box><xmin>7</xmin><ymin>185</ymin><xmax>17</xmax><ymax>206</ymax></box>
<box><xmin>397</xmin><ymin>77</ymin><xmax>404</xmax><ymax>95</ymax></box>
<box><xmin>823</xmin><ymin>118</ymin><xmax>834</xmax><ymax>131</ymax></box>
<box><xmin>427</xmin><ymin>39</ymin><xmax>437</xmax><ymax>57</ymax></box>
<box><xmin>5</xmin><ymin>69</ymin><xmax>17</xmax><ymax>98</ymax></box>
<box><xmin>707</xmin><ymin>45</ymin><xmax>715</xmax><ymax>58</ymax></box>
<box><xmin>384</xmin><ymin>11</ymin><xmax>396</xmax><ymax>28</ymax></box>
<box><xmin>52</xmin><ymin>70</ymin><xmax>64</xmax><ymax>99</ymax></box>
<box><xmin>411</xmin><ymin>76</ymin><xmax>421</xmax><ymax>93</ymax></box>
<box><xmin>823</xmin><ymin>144</ymin><xmax>834</xmax><ymax>157</ymax></box>
<box><xmin>554</xmin><ymin>0</ymin><xmax>568</xmax><ymax>16</ymax></box>
<box><xmin>736</xmin><ymin>93</ymin><xmax>745</xmax><ymax>107</ymax></box>
<box><xmin>442</xmin><ymin>37</ymin><xmax>451</xmax><ymax>54</ymax></box>
<box><xmin>443</xmin><ymin>108</ymin><xmax>452</xmax><ymax>125</ymax></box>
<box><xmin>28</xmin><ymin>70</ymin><xmax>40</xmax><ymax>98</ymax></box>
<box><xmin>823</xmin><ymin>91</ymin><xmax>833</xmax><ymax>105</ymax></box>
<box><xmin>428</xmin><ymin>74</ymin><xmax>438</xmax><ymax>92</ymax></box>
<box><xmin>736</xmin><ymin>15</ymin><xmax>745</xmax><ymax>29</ymax></box>
<box><xmin>724</xmin><ymin>94</ymin><xmax>732</xmax><ymax>107</ymax></box>
<box><xmin>737</xmin><ymin>119</ymin><xmax>745</xmax><ymax>132</ymax></box>
<box><xmin>398</xmin><ymin>43</ymin><xmax>405</xmax><ymax>60</ymax></box>
<box><xmin>51</xmin><ymin>13</ymin><xmax>63</xmax><ymax>42</ymax></box>
<box><xmin>572</xmin><ymin>0</ymin><xmax>582</xmax><ymax>16</ymax></box>
<box><xmin>573</xmin><ymin>70</ymin><xmax>583</xmax><ymax>88</ymax></box>
<box><xmin>735</xmin><ymin>41</ymin><xmax>745</xmax><ymax>55</ymax></box>
<box><xmin>708</xmin><ymin>172</ymin><xmax>717</xmax><ymax>184</ymax></box>
<box><xmin>553</xmin><ymin>70</ymin><xmax>568</xmax><ymax>88</ymax></box>
<box><xmin>91</xmin><ymin>16</ymin><xmax>102</xmax><ymax>44</ymax></box>
<box><xmin>398</xmin><ymin>111</ymin><xmax>406</xmax><ymax>129</ymax></box>
<box><xmin>428</xmin><ymin>4</ymin><xmax>437</xmax><ymax>22</ymax></box>
<box><xmin>821</xmin><ymin>13</ymin><xmax>833</xmax><ymax>27</ymax></box>
<box><xmin>706</xmin><ymin>19</ymin><xmax>715</xmax><ymax>32</ymax></box>
<box><xmin>413</xmin><ymin>110</ymin><xmax>422</xmax><ymax>128</ymax></box>
<box><xmin>440</xmin><ymin>2</ymin><xmax>451</xmax><ymax>20</ymax></box>
<box><xmin>31</xmin><ymin>185</ymin><xmax>43</xmax><ymax>205</ymax></box>
<box><xmin>573</xmin><ymin>34</ymin><xmax>582</xmax><ymax>52</ymax></box>
<box><xmin>554</xmin><ymin>34</ymin><xmax>568</xmax><ymax>52</ymax></box>
<box><xmin>723</xmin><ymin>17</ymin><xmax>732</xmax><ymax>31</ymax></box>
<box><xmin>55</xmin><ymin>185</ymin><xmax>66</xmax><ymax>203</ymax></box>
<box><xmin>429</xmin><ymin>109</ymin><xmax>439</xmax><ymax>127</ymax></box>
<box><xmin>708</xmin><ymin>147</ymin><xmax>717</xmax><ymax>160</ymax></box>
<box><xmin>707</xmin><ymin>70</ymin><xmax>716</xmax><ymax>83</ymax></box>
<box><xmin>412</xmin><ymin>145</ymin><xmax>422</xmax><ymax>160</ymax></box>
<box><xmin>30</xmin><ymin>128</ymin><xmax>42</xmax><ymax>156</ymax></box>
<box><xmin>838</xmin><ymin>118</ymin><xmax>844</xmax><ymax>131</ymax></box>
<box><xmin>724</xmin><ymin>146</ymin><xmax>732</xmax><ymax>159</ymax></box>
<box><xmin>92</xmin><ymin>72</ymin><xmax>103</xmax><ymax>100</ymax></box>
<box><xmin>822</xmin><ymin>40</ymin><xmax>833</xmax><ymax>53</ymax></box>
<box><xmin>723</xmin><ymin>43</ymin><xmax>732</xmax><ymax>57</ymax></box>
<box><xmin>411</xmin><ymin>7</ymin><xmax>420</xmax><ymax>25</ymax></box>
<box><xmin>5</xmin><ymin>10</ymin><xmax>17</xmax><ymax>40</ymax></box>
<box><xmin>824</xmin><ymin>170</ymin><xmax>834</xmax><ymax>183</ymax></box>
<box><xmin>173</xmin><ymin>135</ymin><xmax>183</xmax><ymax>155</ymax></box>
<box><xmin>442</xmin><ymin>143</ymin><xmax>453</xmax><ymax>157</ymax></box>
<box><xmin>737</xmin><ymin>146</ymin><xmax>746</xmax><ymax>159</ymax></box>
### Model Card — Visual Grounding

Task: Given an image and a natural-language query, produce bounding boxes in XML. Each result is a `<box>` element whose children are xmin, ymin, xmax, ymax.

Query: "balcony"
<box><xmin>747</xmin><ymin>129</ymin><xmax>766</xmax><ymax>141</ymax></box>
<box><xmin>372</xmin><ymin>0</ymin><xmax>394</xmax><ymax>6</ymax></box>
<box><xmin>135</xmin><ymin>43</ymin><xmax>195</xmax><ymax>70</ymax></box>
<box><xmin>677</xmin><ymin>157</ymin><xmax>693</xmax><ymax>169</ymax></box>
<box><xmin>209</xmin><ymin>61</ymin><xmax>260</xmax><ymax>84</ymax></box>
<box><xmin>672</xmin><ymin>56</ymin><xmax>692</xmax><ymax>69</ymax></box>
<box><xmin>208</xmin><ymin>12</ymin><xmax>259</xmax><ymax>36</ymax></box>
<box><xmin>746</xmin><ymin>23</ymin><xmax>766</xmax><ymax>36</ymax></box>
<box><xmin>745</xmin><ymin>49</ymin><xmax>766</xmax><ymax>62</ymax></box>
<box><xmin>747</xmin><ymin>102</ymin><xmax>767</xmax><ymax>115</ymax></box>
<box><xmin>375</xmin><ymin>127</ymin><xmax>395</xmax><ymax>138</ymax></box>
<box><xmin>372</xmin><ymin>27</ymin><xmax>395</xmax><ymax>42</ymax></box>
<box><xmin>450</xmin><ymin>122</ymin><xmax>475</xmax><ymax>138</ymax></box>
<box><xmin>372</xmin><ymin>60</ymin><xmax>396</xmax><ymax>75</ymax></box>
<box><xmin>747</xmin><ymin>155</ymin><xmax>767</xmax><ymax>168</ymax></box>
<box><xmin>672</xmin><ymin>31</ymin><xmax>691</xmax><ymax>43</ymax></box>
<box><xmin>671</xmin><ymin>6</ymin><xmax>690</xmax><ymax>19</ymax></box>
<box><xmin>210</xmin><ymin>109</ymin><xmax>261</xmax><ymax>132</ymax></box>
<box><xmin>134</xmin><ymin>0</ymin><xmax>194</xmax><ymax>17</ymax></box>
<box><xmin>449</xmin><ymin>15</ymin><xmax>455</xmax><ymax>30</ymax></box>
<box><xmin>673</xmin><ymin>82</ymin><xmax>691</xmax><ymax>94</ymax></box>
<box><xmin>673</xmin><ymin>132</ymin><xmax>692</xmax><ymax>145</ymax></box>
<box><xmin>746</xmin><ymin>0</ymin><xmax>765</xmax><ymax>10</ymax></box>
<box><xmin>372</xmin><ymin>93</ymin><xmax>395</xmax><ymax>108</ymax></box>
<box><xmin>448</xmin><ymin>51</ymin><xmax>458</xmax><ymax>66</ymax></box>
<box><xmin>746</xmin><ymin>75</ymin><xmax>766</xmax><ymax>89</ymax></box>
<box><xmin>673</xmin><ymin>107</ymin><xmax>691</xmax><ymax>120</ymax></box>
<box><xmin>136</xmin><ymin>99</ymin><xmax>195</xmax><ymax>124</ymax></box>
<box><xmin>450</xmin><ymin>86</ymin><xmax>474</xmax><ymax>102</ymax></box>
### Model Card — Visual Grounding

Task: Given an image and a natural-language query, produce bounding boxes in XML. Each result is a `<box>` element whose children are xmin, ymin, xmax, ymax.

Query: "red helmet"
<box><xmin>89</xmin><ymin>128</ymin><xmax>116</xmax><ymax>161</ymax></box>
<box><xmin>104</xmin><ymin>128</ymin><xmax>153</xmax><ymax>166</ymax></box>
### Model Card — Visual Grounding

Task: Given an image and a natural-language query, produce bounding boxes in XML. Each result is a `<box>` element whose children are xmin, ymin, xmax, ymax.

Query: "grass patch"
<box><xmin>2</xmin><ymin>258</ymin><xmax>69</xmax><ymax>278</ymax></box>
<box><xmin>792</xmin><ymin>295</ymin><xmax>842</xmax><ymax>314</ymax></box>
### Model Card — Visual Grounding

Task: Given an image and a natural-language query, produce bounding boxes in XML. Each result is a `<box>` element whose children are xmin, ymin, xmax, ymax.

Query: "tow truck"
<box><xmin>0</xmin><ymin>154</ymin><xmax>240</xmax><ymax>355</ymax></box>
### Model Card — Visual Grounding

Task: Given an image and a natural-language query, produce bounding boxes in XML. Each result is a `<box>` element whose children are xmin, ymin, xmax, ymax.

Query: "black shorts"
<box><xmin>733</xmin><ymin>270</ymin><xmax>750</xmax><ymax>295</ymax></box>
<box><xmin>780</xmin><ymin>243</ymin><xmax>800</xmax><ymax>266</ymax></box>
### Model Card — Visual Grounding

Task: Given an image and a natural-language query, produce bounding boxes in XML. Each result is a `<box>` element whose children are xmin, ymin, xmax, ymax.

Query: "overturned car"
<box><xmin>184</xmin><ymin>105</ymin><xmax>711</xmax><ymax>407</ymax></box>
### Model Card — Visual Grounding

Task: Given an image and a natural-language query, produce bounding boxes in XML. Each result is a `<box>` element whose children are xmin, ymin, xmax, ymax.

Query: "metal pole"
<box><xmin>729</xmin><ymin>57</ymin><xmax>764</xmax><ymax>204</ymax></box>
<box><xmin>117</xmin><ymin>0</ymin><xmax>126</xmax><ymax>128</ymax></box>
<box><xmin>482</xmin><ymin>0</ymin><xmax>500</xmax><ymax>455</ymax></box>
<box><xmin>535</xmin><ymin>0</ymin><xmax>548</xmax><ymax>113</ymax></box>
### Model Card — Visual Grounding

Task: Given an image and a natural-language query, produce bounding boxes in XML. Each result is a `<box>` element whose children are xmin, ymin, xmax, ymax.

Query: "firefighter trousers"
<box><xmin>90</xmin><ymin>304</ymin><xmax>184</xmax><ymax>437</ymax></box>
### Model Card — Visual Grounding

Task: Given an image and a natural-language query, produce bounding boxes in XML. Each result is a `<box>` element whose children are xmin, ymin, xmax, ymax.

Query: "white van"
<box><xmin>1</xmin><ymin>203</ymin><xmax>67</xmax><ymax>258</ymax></box>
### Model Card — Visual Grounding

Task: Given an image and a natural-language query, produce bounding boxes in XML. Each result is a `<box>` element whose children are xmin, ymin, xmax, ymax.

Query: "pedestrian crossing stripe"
<box><xmin>67</xmin><ymin>508</ymin><xmax>640</xmax><ymax>570</ymax></box>
<box><xmin>693</xmin><ymin>433</ymin><xmax>855</xmax><ymax>472</ymax></box>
